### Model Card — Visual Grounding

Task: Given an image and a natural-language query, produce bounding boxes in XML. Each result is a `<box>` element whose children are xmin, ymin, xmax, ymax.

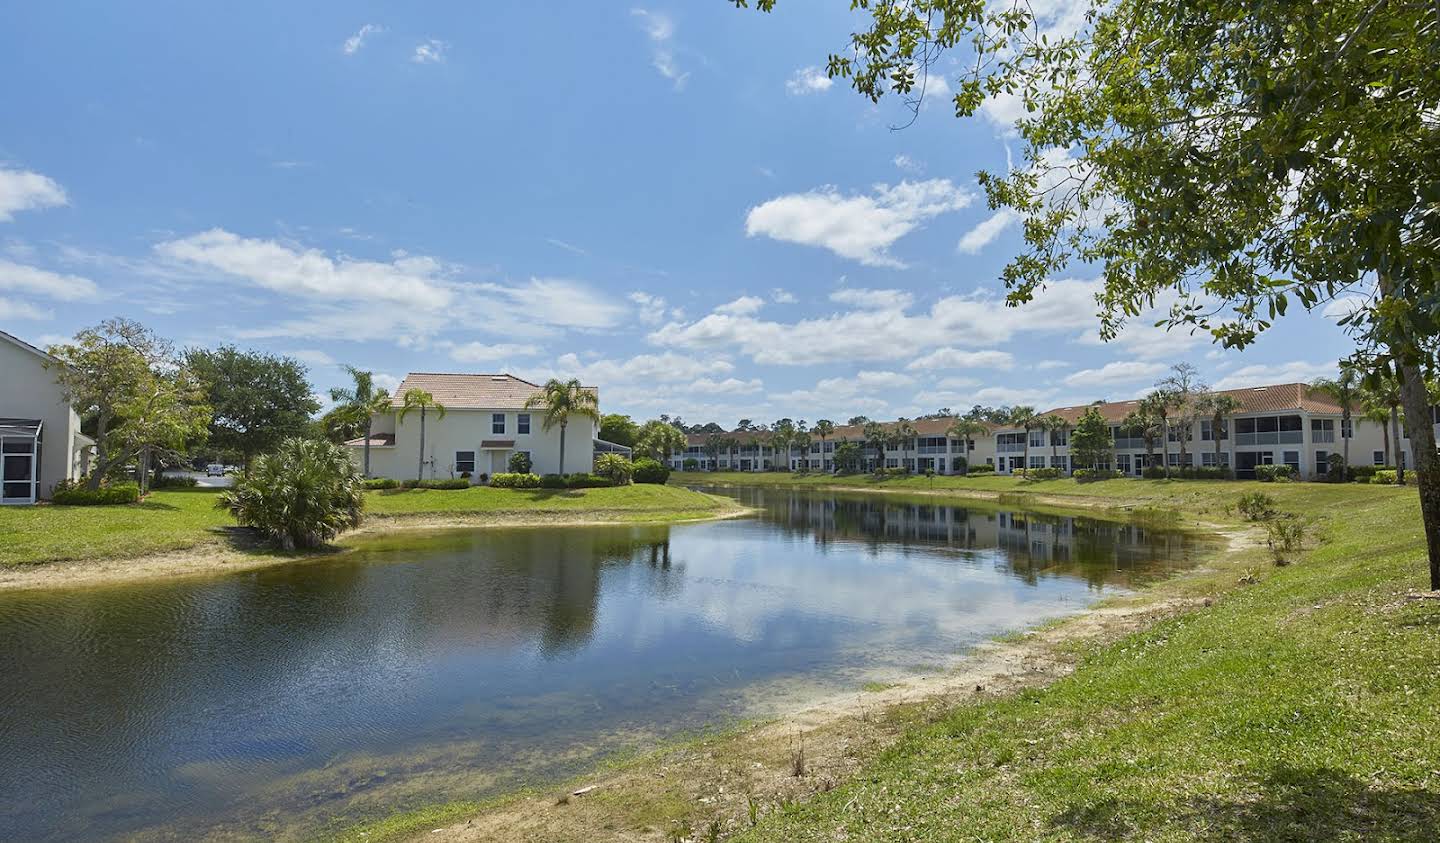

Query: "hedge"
<box><xmin>1072</xmin><ymin>468</ymin><xmax>1122</xmax><ymax>482</ymax></box>
<box><xmin>490</xmin><ymin>472</ymin><xmax>541</xmax><ymax>488</ymax></box>
<box><xmin>363</xmin><ymin>478</ymin><xmax>400</xmax><ymax>490</ymax></box>
<box><xmin>151</xmin><ymin>475</ymin><xmax>199</xmax><ymax>489</ymax></box>
<box><xmin>966</xmin><ymin>463</ymin><xmax>995</xmax><ymax>473</ymax></box>
<box><xmin>539</xmin><ymin>473</ymin><xmax>615</xmax><ymax>489</ymax></box>
<box><xmin>399</xmin><ymin>478</ymin><xmax>472</xmax><ymax>490</ymax></box>
<box><xmin>1370</xmin><ymin>469</ymin><xmax>1403</xmax><ymax>485</ymax></box>
<box><xmin>1015</xmin><ymin>467</ymin><xmax>1062</xmax><ymax>480</ymax></box>
<box><xmin>1143</xmin><ymin>465</ymin><xmax>1233</xmax><ymax>480</ymax></box>
<box><xmin>1253</xmin><ymin>464</ymin><xmax>1295</xmax><ymax>482</ymax></box>
<box><xmin>633</xmin><ymin>458</ymin><xmax>670</xmax><ymax>484</ymax></box>
<box><xmin>52</xmin><ymin>482</ymin><xmax>141</xmax><ymax>506</ymax></box>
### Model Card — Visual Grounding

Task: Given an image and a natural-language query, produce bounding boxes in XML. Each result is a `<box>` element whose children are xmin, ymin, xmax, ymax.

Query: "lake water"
<box><xmin>0</xmin><ymin>487</ymin><xmax>1213</xmax><ymax>840</ymax></box>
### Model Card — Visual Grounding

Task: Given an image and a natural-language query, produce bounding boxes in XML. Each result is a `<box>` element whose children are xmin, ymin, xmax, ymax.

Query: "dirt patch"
<box><xmin>0</xmin><ymin>502</ymin><xmax>750</xmax><ymax>593</ymax></box>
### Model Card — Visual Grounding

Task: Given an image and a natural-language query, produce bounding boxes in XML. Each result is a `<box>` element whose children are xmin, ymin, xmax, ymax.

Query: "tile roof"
<box><xmin>684</xmin><ymin>418</ymin><xmax>999</xmax><ymax>446</ymax></box>
<box><xmin>388</xmin><ymin>373</ymin><xmax>597</xmax><ymax>411</ymax></box>
<box><xmin>1034</xmin><ymin>382</ymin><xmax>1345</xmax><ymax>426</ymax></box>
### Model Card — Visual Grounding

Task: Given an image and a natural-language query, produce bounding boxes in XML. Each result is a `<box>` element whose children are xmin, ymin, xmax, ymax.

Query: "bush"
<box><xmin>490</xmin><ymin>472</ymin><xmax>541</xmax><ymax>488</ymax></box>
<box><xmin>1143</xmin><ymin>464</ymin><xmax>1232</xmax><ymax>480</ymax></box>
<box><xmin>540</xmin><ymin>473</ymin><xmax>567</xmax><ymax>489</ymax></box>
<box><xmin>217</xmin><ymin>438</ymin><xmax>363</xmax><ymax>550</ymax></box>
<box><xmin>1253</xmin><ymin>464</ymin><xmax>1295</xmax><ymax>482</ymax></box>
<box><xmin>873</xmin><ymin>466</ymin><xmax>909</xmax><ymax>477</ymax></box>
<box><xmin>1072</xmin><ymin>468</ymin><xmax>1121</xmax><ymax>482</ymax></box>
<box><xmin>52</xmin><ymin>481</ymin><xmax>141</xmax><ymax>506</ymax></box>
<box><xmin>967</xmin><ymin>463</ymin><xmax>995</xmax><ymax>474</ymax></box>
<box><xmin>1370</xmin><ymin>469</ymin><xmax>1401</xmax><ymax>485</ymax></box>
<box><xmin>1016</xmin><ymin>467</ymin><xmax>1062</xmax><ymax>480</ymax></box>
<box><xmin>1142</xmin><ymin>465</ymin><xmax>1167</xmax><ymax>479</ymax></box>
<box><xmin>1344</xmin><ymin>464</ymin><xmax>1392</xmax><ymax>483</ymax></box>
<box><xmin>683</xmin><ymin>458</ymin><xmax>700</xmax><ymax>471</ymax></box>
<box><xmin>507</xmin><ymin>451</ymin><xmax>533</xmax><ymax>474</ymax></box>
<box><xmin>1265</xmin><ymin>516</ymin><xmax>1306</xmax><ymax>564</ymax></box>
<box><xmin>1237</xmin><ymin>491</ymin><xmax>1277</xmax><ymax>521</ymax></box>
<box><xmin>565</xmin><ymin>473</ymin><xmax>614</xmax><ymax>489</ymax></box>
<box><xmin>594</xmin><ymin>453</ymin><xmax>635</xmax><ymax>485</ymax></box>
<box><xmin>150</xmin><ymin>474</ymin><xmax>199</xmax><ymax>489</ymax></box>
<box><xmin>633</xmin><ymin>458</ymin><xmax>670</xmax><ymax>484</ymax></box>
<box><xmin>399</xmin><ymin>478</ymin><xmax>471</xmax><ymax>490</ymax></box>
<box><xmin>363</xmin><ymin>478</ymin><xmax>400</xmax><ymax>490</ymax></box>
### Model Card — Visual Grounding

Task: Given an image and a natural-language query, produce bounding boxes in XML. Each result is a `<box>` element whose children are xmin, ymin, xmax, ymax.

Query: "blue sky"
<box><xmin>1</xmin><ymin>1</ymin><xmax>1355</xmax><ymax>425</ymax></box>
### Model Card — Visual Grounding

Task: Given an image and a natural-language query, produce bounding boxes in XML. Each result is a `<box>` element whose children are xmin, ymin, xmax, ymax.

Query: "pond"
<box><xmin>0</xmin><ymin>487</ymin><xmax>1215</xmax><ymax>840</ymax></box>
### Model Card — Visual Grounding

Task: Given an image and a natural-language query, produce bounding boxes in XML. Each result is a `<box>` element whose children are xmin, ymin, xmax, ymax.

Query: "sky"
<box><xmin>0</xmin><ymin>1</ymin><xmax>1359</xmax><ymax>426</ymax></box>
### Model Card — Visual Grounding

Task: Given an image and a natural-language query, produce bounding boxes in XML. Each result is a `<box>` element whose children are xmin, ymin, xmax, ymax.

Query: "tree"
<box><xmin>1312</xmin><ymin>366</ymin><xmax>1361</xmax><ymax>471</ymax></box>
<box><xmin>894</xmin><ymin>419</ymin><xmax>918</xmax><ymax>472</ymax></box>
<box><xmin>1124</xmin><ymin>405</ymin><xmax>1164</xmax><ymax>475</ymax></box>
<box><xmin>833</xmin><ymin>441</ymin><xmax>863</xmax><ymax>474</ymax></box>
<box><xmin>846</xmin><ymin>415</ymin><xmax>870</xmax><ymax>426</ymax></box>
<box><xmin>186</xmin><ymin>346</ymin><xmax>318</xmax><ymax>466</ymax></box>
<box><xmin>1197</xmin><ymin>393</ymin><xmax>1242</xmax><ymax>474</ymax></box>
<box><xmin>217</xmin><ymin>437</ymin><xmax>364</xmax><ymax>550</ymax></box>
<box><xmin>1158</xmin><ymin>365</ymin><xmax>1208</xmax><ymax>471</ymax></box>
<box><xmin>507</xmin><ymin>451</ymin><xmax>533</xmax><ymax>474</ymax></box>
<box><xmin>594</xmin><ymin>453</ymin><xmax>634</xmax><ymax>485</ymax></box>
<box><xmin>1363</xmin><ymin>376</ymin><xmax>1406</xmax><ymax>479</ymax></box>
<box><xmin>47</xmin><ymin>318</ymin><xmax>211</xmax><ymax>491</ymax></box>
<box><xmin>813</xmin><ymin>419</ymin><xmax>836</xmax><ymax>468</ymax></box>
<box><xmin>397</xmin><ymin>388</ymin><xmax>446</xmax><ymax>482</ymax></box>
<box><xmin>703</xmin><ymin>434</ymin><xmax>724</xmax><ymax>470</ymax></box>
<box><xmin>863</xmin><ymin>421</ymin><xmax>888</xmax><ymax>472</ymax></box>
<box><xmin>793</xmin><ymin>429</ymin><xmax>813</xmax><ymax>469</ymax></box>
<box><xmin>769</xmin><ymin>418</ymin><xmax>797</xmax><ymax>470</ymax></box>
<box><xmin>327</xmin><ymin>367</ymin><xmax>391</xmax><ymax>478</ymax></box>
<box><xmin>947</xmin><ymin>418</ymin><xmax>989</xmax><ymax>474</ymax></box>
<box><xmin>1008</xmin><ymin>406</ymin><xmax>1038</xmax><ymax>473</ymax></box>
<box><xmin>1069</xmin><ymin>408</ymin><xmax>1112</xmax><ymax>472</ymax></box>
<box><xmin>1033</xmin><ymin>414</ymin><xmax>1066</xmax><ymax>469</ymax></box>
<box><xmin>1142</xmin><ymin>392</ymin><xmax>1175</xmax><ymax>478</ymax></box>
<box><xmin>526</xmin><ymin>379</ymin><xmax>601</xmax><ymax>475</ymax></box>
<box><xmin>635</xmin><ymin>419</ymin><xmax>686</xmax><ymax>463</ymax></box>
<box><xmin>598</xmin><ymin>413</ymin><xmax>639</xmax><ymax>448</ymax></box>
<box><xmin>739</xmin><ymin>0</ymin><xmax>1440</xmax><ymax>586</ymax></box>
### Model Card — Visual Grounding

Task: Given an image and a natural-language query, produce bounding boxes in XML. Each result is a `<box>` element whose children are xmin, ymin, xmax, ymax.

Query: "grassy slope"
<box><xmin>704</xmin><ymin>479</ymin><xmax>1440</xmax><ymax>841</ymax></box>
<box><xmin>0</xmin><ymin>484</ymin><xmax>727</xmax><ymax>566</ymax></box>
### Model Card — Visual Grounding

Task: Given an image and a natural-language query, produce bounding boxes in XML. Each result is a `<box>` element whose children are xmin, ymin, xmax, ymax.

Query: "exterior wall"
<box><xmin>0</xmin><ymin>338</ymin><xmax>85</xmax><ymax>500</ymax></box>
<box><xmin>356</xmin><ymin>408</ymin><xmax>597</xmax><ymax>480</ymax></box>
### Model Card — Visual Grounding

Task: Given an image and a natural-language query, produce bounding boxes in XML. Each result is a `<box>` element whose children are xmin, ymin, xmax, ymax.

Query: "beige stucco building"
<box><xmin>1</xmin><ymin>330</ymin><xmax>93</xmax><ymax>503</ymax></box>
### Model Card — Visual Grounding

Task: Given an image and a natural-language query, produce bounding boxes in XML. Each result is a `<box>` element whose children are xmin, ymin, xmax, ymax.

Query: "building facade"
<box><xmin>1</xmin><ymin>330</ymin><xmax>94</xmax><ymax>504</ymax></box>
<box><xmin>347</xmin><ymin>373</ymin><xmax>604</xmax><ymax>480</ymax></box>
<box><xmin>670</xmin><ymin>418</ymin><xmax>998</xmax><ymax>475</ymax></box>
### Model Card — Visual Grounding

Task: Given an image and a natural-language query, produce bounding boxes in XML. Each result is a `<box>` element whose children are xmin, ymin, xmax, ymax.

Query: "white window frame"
<box><xmin>492</xmin><ymin>413</ymin><xmax>506</xmax><ymax>435</ymax></box>
<box><xmin>517</xmin><ymin>413</ymin><xmax>531</xmax><ymax>435</ymax></box>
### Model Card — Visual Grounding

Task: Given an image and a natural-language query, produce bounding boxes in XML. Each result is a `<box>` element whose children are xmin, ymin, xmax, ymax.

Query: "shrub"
<box><xmin>683</xmin><ymin>458</ymin><xmax>700</xmax><ymax>471</ymax></box>
<box><xmin>1253</xmin><ymin>464</ymin><xmax>1295</xmax><ymax>482</ymax></box>
<box><xmin>363</xmin><ymin>478</ymin><xmax>400</xmax><ymax>490</ymax></box>
<box><xmin>1142</xmin><ymin>465</ymin><xmax>1167</xmax><ymax>479</ymax></box>
<box><xmin>151</xmin><ymin>474</ymin><xmax>199</xmax><ymax>489</ymax></box>
<box><xmin>52</xmin><ymin>481</ymin><xmax>141</xmax><ymax>506</ymax></box>
<box><xmin>507</xmin><ymin>451</ymin><xmax>533</xmax><ymax>474</ymax></box>
<box><xmin>1144</xmin><ymin>465</ymin><xmax>1233</xmax><ymax>480</ymax></box>
<box><xmin>1237</xmin><ymin>491</ymin><xmax>1277</xmax><ymax>521</ymax></box>
<box><xmin>1370</xmin><ymin>469</ymin><xmax>1400</xmax><ymax>485</ymax></box>
<box><xmin>873</xmin><ymin>466</ymin><xmax>909</xmax><ymax>477</ymax></box>
<box><xmin>594</xmin><ymin>453</ymin><xmax>635</xmax><ymax>485</ymax></box>
<box><xmin>633</xmin><ymin>458</ymin><xmax>670</xmax><ymax>484</ymax></box>
<box><xmin>540</xmin><ymin>473</ymin><xmax>567</xmax><ymax>489</ymax></box>
<box><xmin>565</xmin><ymin>473</ymin><xmax>614</xmax><ymax>489</ymax></box>
<box><xmin>217</xmin><ymin>437</ymin><xmax>364</xmax><ymax>550</ymax></box>
<box><xmin>399</xmin><ymin>478</ymin><xmax>471</xmax><ymax>490</ymax></box>
<box><xmin>1345</xmin><ymin>464</ymin><xmax>1392</xmax><ymax>483</ymax></box>
<box><xmin>952</xmin><ymin>456</ymin><xmax>968</xmax><ymax>474</ymax></box>
<box><xmin>1072</xmin><ymin>468</ymin><xmax>1121</xmax><ymax>482</ymax></box>
<box><xmin>967</xmin><ymin>463</ymin><xmax>995</xmax><ymax>474</ymax></box>
<box><xmin>490</xmin><ymin>472</ymin><xmax>541</xmax><ymax>488</ymax></box>
<box><xmin>1016</xmin><ymin>467</ymin><xmax>1061</xmax><ymax>480</ymax></box>
<box><xmin>1266</xmin><ymin>516</ymin><xmax>1306</xmax><ymax>564</ymax></box>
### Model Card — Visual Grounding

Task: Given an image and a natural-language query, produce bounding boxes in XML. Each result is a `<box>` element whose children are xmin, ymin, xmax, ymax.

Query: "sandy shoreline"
<box><xmin>0</xmin><ymin>502</ymin><xmax>752</xmax><ymax>592</ymax></box>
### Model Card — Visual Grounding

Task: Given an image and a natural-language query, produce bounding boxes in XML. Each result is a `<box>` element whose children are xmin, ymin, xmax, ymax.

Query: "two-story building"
<box><xmin>0</xmin><ymin>330</ymin><xmax>94</xmax><ymax>504</ymax></box>
<box><xmin>346</xmin><ymin>373</ymin><xmax>609</xmax><ymax>480</ymax></box>
<box><xmin>671</xmin><ymin>418</ymin><xmax>998</xmax><ymax>475</ymax></box>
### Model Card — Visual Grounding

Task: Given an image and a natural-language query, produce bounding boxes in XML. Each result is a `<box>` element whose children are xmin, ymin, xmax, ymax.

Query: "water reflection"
<box><xmin>0</xmin><ymin>491</ymin><xmax>1211</xmax><ymax>841</ymax></box>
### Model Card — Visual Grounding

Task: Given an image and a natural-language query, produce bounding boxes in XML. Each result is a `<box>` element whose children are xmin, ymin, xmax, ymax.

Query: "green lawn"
<box><xmin>0</xmin><ymin>484</ymin><xmax>730</xmax><ymax>567</ymax></box>
<box><xmin>720</xmin><ymin>479</ymin><xmax>1440</xmax><ymax>841</ymax></box>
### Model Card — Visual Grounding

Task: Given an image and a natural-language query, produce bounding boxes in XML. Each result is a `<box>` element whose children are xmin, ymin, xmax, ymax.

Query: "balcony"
<box><xmin>1235</xmin><ymin>432</ymin><xmax>1303</xmax><ymax>446</ymax></box>
<box><xmin>997</xmin><ymin>443</ymin><xmax>1026</xmax><ymax>453</ymax></box>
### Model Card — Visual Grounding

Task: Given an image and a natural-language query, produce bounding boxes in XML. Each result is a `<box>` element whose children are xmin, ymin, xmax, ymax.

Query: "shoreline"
<box><xmin>0</xmin><ymin>498</ymin><xmax>752</xmax><ymax>592</ymax></box>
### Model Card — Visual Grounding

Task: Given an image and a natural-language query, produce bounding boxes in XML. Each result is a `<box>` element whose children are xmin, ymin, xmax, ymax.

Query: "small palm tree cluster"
<box><xmin>594</xmin><ymin>453</ymin><xmax>634</xmax><ymax>484</ymax></box>
<box><xmin>525</xmin><ymin>378</ymin><xmax>601</xmax><ymax>474</ymax></box>
<box><xmin>218</xmin><ymin>437</ymin><xmax>365</xmax><ymax>550</ymax></box>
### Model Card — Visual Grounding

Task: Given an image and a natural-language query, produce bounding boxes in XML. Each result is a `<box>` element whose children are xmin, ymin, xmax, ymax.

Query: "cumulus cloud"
<box><xmin>714</xmin><ymin>295</ymin><xmax>765</xmax><ymax>316</ymax></box>
<box><xmin>0</xmin><ymin>259</ymin><xmax>99</xmax><ymax>300</ymax></box>
<box><xmin>1212</xmin><ymin>360</ymin><xmax>1339</xmax><ymax>391</ymax></box>
<box><xmin>555</xmin><ymin>351</ymin><xmax>733</xmax><ymax>384</ymax></box>
<box><xmin>343</xmin><ymin>24</ymin><xmax>382</xmax><ymax>55</ymax></box>
<box><xmin>830</xmin><ymin>287</ymin><xmax>914</xmax><ymax>310</ymax></box>
<box><xmin>0</xmin><ymin>298</ymin><xmax>51</xmax><ymax>320</ymax></box>
<box><xmin>0</xmin><ymin>167</ymin><xmax>68</xmax><ymax>222</ymax></box>
<box><xmin>632</xmin><ymin>8</ymin><xmax>688</xmax><ymax>90</ymax></box>
<box><xmin>892</xmin><ymin>154</ymin><xmax>924</xmax><ymax>174</ymax></box>
<box><xmin>1322</xmin><ymin>294</ymin><xmax>1370</xmax><ymax>321</ymax></box>
<box><xmin>448</xmin><ymin>341</ymin><xmax>543</xmax><ymax>363</ymax></box>
<box><xmin>411</xmin><ymin>39</ymin><xmax>447</xmax><ymax>64</ymax></box>
<box><xmin>744</xmin><ymin>179</ymin><xmax>973</xmax><ymax>267</ymax></box>
<box><xmin>1061</xmin><ymin>360</ymin><xmax>1168</xmax><ymax>388</ymax></box>
<box><xmin>786</xmin><ymin>66</ymin><xmax>833</xmax><ymax>95</ymax></box>
<box><xmin>906</xmin><ymin>348</ymin><xmax>1015</xmax><ymax>371</ymax></box>
<box><xmin>770</xmin><ymin>288</ymin><xmax>797</xmax><ymax>304</ymax></box>
<box><xmin>629</xmin><ymin>290</ymin><xmax>670</xmax><ymax>325</ymax></box>
<box><xmin>689</xmin><ymin>377</ymin><xmax>763</xmax><ymax>394</ymax></box>
<box><xmin>771</xmin><ymin>371</ymin><xmax>914</xmax><ymax>407</ymax></box>
<box><xmin>957</xmin><ymin>209</ymin><xmax>1018</xmax><ymax>254</ymax></box>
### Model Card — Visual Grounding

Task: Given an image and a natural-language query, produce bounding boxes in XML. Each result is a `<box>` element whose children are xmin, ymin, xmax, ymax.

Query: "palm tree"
<box><xmin>328</xmin><ymin>366</ymin><xmax>391</xmax><ymax>478</ymax></box>
<box><xmin>813</xmin><ymin>419</ymin><xmax>835</xmax><ymax>471</ymax></box>
<box><xmin>1039</xmin><ymin>414</ymin><xmax>1068</xmax><ymax>469</ymax></box>
<box><xmin>1141</xmin><ymin>392</ymin><xmax>1173</xmax><ymax>477</ymax></box>
<box><xmin>1125</xmin><ymin>405</ymin><xmax>1163</xmax><ymax>474</ymax></box>
<box><xmin>1198</xmin><ymin>392</ymin><xmax>1242</xmax><ymax>474</ymax></box>
<box><xmin>1009</xmin><ymin>406</ymin><xmax>1038</xmax><ymax>474</ymax></box>
<box><xmin>863</xmin><ymin>421</ymin><xmax>887</xmax><ymax>472</ymax></box>
<box><xmin>1363</xmin><ymin>376</ymin><xmax>1407</xmax><ymax>481</ymax></box>
<box><xmin>524</xmin><ymin>378</ymin><xmax>600</xmax><ymax>475</ymax></box>
<box><xmin>894</xmin><ymin>418</ymin><xmax>918</xmax><ymax>473</ymax></box>
<box><xmin>946</xmin><ymin>418</ymin><xmax>988</xmax><ymax>474</ymax></box>
<box><xmin>397</xmin><ymin>388</ymin><xmax>446</xmax><ymax>481</ymax></box>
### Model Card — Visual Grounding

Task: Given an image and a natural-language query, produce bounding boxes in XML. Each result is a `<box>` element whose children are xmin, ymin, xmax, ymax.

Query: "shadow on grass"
<box><xmin>208</xmin><ymin>526</ymin><xmax>348</xmax><ymax>559</ymax></box>
<box><xmin>1050</xmin><ymin>766</ymin><xmax>1440</xmax><ymax>841</ymax></box>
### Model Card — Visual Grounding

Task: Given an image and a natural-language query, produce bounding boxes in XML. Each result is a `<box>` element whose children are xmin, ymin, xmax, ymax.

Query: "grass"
<box><xmin>723</xmin><ymin>480</ymin><xmax>1440</xmax><ymax>841</ymax></box>
<box><xmin>0</xmin><ymin>483</ymin><xmax>731</xmax><ymax>567</ymax></box>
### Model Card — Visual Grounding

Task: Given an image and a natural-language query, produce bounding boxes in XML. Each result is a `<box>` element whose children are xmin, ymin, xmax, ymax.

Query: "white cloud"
<box><xmin>689</xmin><ymin>377</ymin><xmax>763</xmax><ymax>395</ymax></box>
<box><xmin>1075</xmin><ymin>319</ymin><xmax>1205</xmax><ymax>360</ymax></box>
<box><xmin>343</xmin><ymin>24</ymin><xmax>382</xmax><ymax>55</ymax></box>
<box><xmin>829</xmin><ymin>287</ymin><xmax>913</xmax><ymax>310</ymax></box>
<box><xmin>629</xmin><ymin>290</ymin><xmax>669</xmax><ymax>325</ymax></box>
<box><xmin>714</xmin><ymin>295</ymin><xmax>765</xmax><ymax>316</ymax></box>
<box><xmin>957</xmin><ymin>209</ymin><xmax>1018</xmax><ymax>254</ymax></box>
<box><xmin>937</xmin><ymin>376</ymin><xmax>980</xmax><ymax>389</ymax></box>
<box><xmin>285</xmin><ymin>349</ymin><xmax>337</xmax><ymax>368</ymax></box>
<box><xmin>1322</xmin><ymin>294</ymin><xmax>1369</xmax><ymax>321</ymax></box>
<box><xmin>1212</xmin><ymin>360</ymin><xmax>1338</xmax><ymax>391</ymax></box>
<box><xmin>631</xmin><ymin>9</ymin><xmax>688</xmax><ymax>90</ymax></box>
<box><xmin>448</xmin><ymin>342</ymin><xmax>543</xmax><ymax>363</ymax></box>
<box><xmin>906</xmin><ymin>347</ymin><xmax>1015</xmax><ymax>371</ymax></box>
<box><xmin>1035</xmin><ymin>359</ymin><xmax>1068</xmax><ymax>370</ymax></box>
<box><xmin>892</xmin><ymin>154</ymin><xmax>923</xmax><ymax>174</ymax></box>
<box><xmin>1061</xmin><ymin>360</ymin><xmax>1168</xmax><ymax>388</ymax></box>
<box><xmin>411</xmin><ymin>39</ymin><xmax>447</xmax><ymax>64</ymax></box>
<box><xmin>555</xmin><ymin>351</ymin><xmax>732</xmax><ymax>384</ymax></box>
<box><xmin>373</xmin><ymin>373</ymin><xmax>402</xmax><ymax>392</ymax></box>
<box><xmin>744</xmin><ymin>179</ymin><xmax>973</xmax><ymax>267</ymax></box>
<box><xmin>651</xmin><ymin>278</ymin><xmax>1102</xmax><ymax>366</ymax></box>
<box><xmin>0</xmin><ymin>167</ymin><xmax>68</xmax><ymax>222</ymax></box>
<box><xmin>0</xmin><ymin>298</ymin><xmax>51</xmax><ymax>320</ymax></box>
<box><xmin>0</xmin><ymin>259</ymin><xmax>99</xmax><ymax>300</ymax></box>
<box><xmin>786</xmin><ymin>66</ymin><xmax>833</xmax><ymax>95</ymax></box>
<box><xmin>971</xmin><ymin>385</ymin><xmax>1059</xmax><ymax>406</ymax></box>
<box><xmin>771</xmin><ymin>370</ymin><xmax>914</xmax><ymax>408</ymax></box>
<box><xmin>770</xmin><ymin>288</ymin><xmax>797</xmax><ymax>304</ymax></box>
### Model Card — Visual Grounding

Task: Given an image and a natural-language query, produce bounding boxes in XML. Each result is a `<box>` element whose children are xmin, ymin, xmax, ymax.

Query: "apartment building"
<box><xmin>670</xmin><ymin>417</ymin><xmax>997</xmax><ymax>474</ymax></box>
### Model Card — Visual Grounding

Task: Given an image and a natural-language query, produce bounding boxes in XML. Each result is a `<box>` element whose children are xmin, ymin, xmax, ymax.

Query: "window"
<box><xmin>1283</xmin><ymin>451</ymin><xmax>1300</xmax><ymax>471</ymax></box>
<box><xmin>1050</xmin><ymin>455</ymin><xmax>1067</xmax><ymax>470</ymax></box>
<box><xmin>1201</xmin><ymin>419</ymin><xmax>1228</xmax><ymax>441</ymax></box>
<box><xmin>1311</xmin><ymin>418</ymin><xmax>1335</xmax><ymax>443</ymax></box>
<box><xmin>1201</xmin><ymin>452</ymin><xmax>1232</xmax><ymax>467</ymax></box>
<box><xmin>517</xmin><ymin>413</ymin><xmax>530</xmax><ymax>434</ymax></box>
<box><xmin>455</xmin><ymin>451</ymin><xmax>476</xmax><ymax>474</ymax></box>
<box><xmin>1374</xmin><ymin>450</ymin><xmax>1385</xmax><ymax>465</ymax></box>
<box><xmin>1316</xmin><ymin>450</ymin><xmax>1329</xmax><ymax>472</ymax></box>
<box><xmin>1029</xmin><ymin>455</ymin><xmax>1045</xmax><ymax>469</ymax></box>
<box><xmin>1029</xmin><ymin>430</ymin><xmax>1045</xmax><ymax>448</ymax></box>
<box><xmin>492</xmin><ymin>413</ymin><xmax>506</xmax><ymax>434</ymax></box>
<box><xmin>1050</xmin><ymin>428</ymin><xmax>1067</xmax><ymax>446</ymax></box>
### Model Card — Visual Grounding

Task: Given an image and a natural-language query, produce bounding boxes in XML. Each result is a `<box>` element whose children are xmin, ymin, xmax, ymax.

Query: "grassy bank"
<box><xmin>368</xmin><ymin>478</ymin><xmax>1438</xmax><ymax>842</ymax></box>
<box><xmin>0</xmin><ymin>484</ymin><xmax>732</xmax><ymax>568</ymax></box>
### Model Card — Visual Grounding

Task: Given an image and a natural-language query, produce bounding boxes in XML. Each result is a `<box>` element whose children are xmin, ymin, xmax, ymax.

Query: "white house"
<box><xmin>0</xmin><ymin>330</ymin><xmax>94</xmax><ymax>504</ymax></box>
<box><xmin>346</xmin><ymin>373</ymin><xmax>608</xmax><ymax>480</ymax></box>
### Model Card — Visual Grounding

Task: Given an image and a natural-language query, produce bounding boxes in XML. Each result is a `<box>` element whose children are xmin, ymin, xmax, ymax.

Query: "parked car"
<box><xmin>206</xmin><ymin>464</ymin><xmax>226</xmax><ymax>477</ymax></box>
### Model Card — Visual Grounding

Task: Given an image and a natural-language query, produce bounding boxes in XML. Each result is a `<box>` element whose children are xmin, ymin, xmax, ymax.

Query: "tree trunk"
<box><xmin>1395</xmin><ymin>357</ymin><xmax>1440</xmax><ymax>590</ymax></box>
<box><xmin>1342</xmin><ymin>408</ymin><xmax>1351</xmax><ymax>470</ymax></box>
<box><xmin>1214</xmin><ymin>416</ymin><xmax>1223</xmax><ymax>470</ymax></box>
<box><xmin>1161</xmin><ymin>423</ymin><xmax>1171</xmax><ymax>478</ymax></box>
<box><xmin>559</xmin><ymin>421</ymin><xmax>568</xmax><ymax>475</ymax></box>
<box><xmin>87</xmin><ymin>413</ymin><xmax>111</xmax><ymax>491</ymax></box>
<box><xmin>138</xmin><ymin>446</ymin><xmax>151</xmax><ymax>494</ymax></box>
<box><xmin>1381</xmin><ymin>419</ymin><xmax>1391</xmax><ymax>466</ymax></box>
<box><xmin>417</xmin><ymin>406</ymin><xmax>426</xmax><ymax>482</ymax></box>
<box><xmin>363</xmin><ymin>417</ymin><xmax>372</xmax><ymax>478</ymax></box>
<box><xmin>1391</xmin><ymin>406</ymin><xmax>1403</xmax><ymax>482</ymax></box>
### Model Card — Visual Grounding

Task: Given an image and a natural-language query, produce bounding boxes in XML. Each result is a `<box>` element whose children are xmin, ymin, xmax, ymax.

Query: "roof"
<box><xmin>684</xmin><ymin>418</ymin><xmax>999</xmax><ymax>446</ymax></box>
<box><xmin>0</xmin><ymin>418</ymin><xmax>43</xmax><ymax>438</ymax></box>
<box><xmin>1033</xmin><ymin>383</ymin><xmax>1346</xmax><ymax>426</ymax></box>
<box><xmin>0</xmin><ymin>330</ymin><xmax>58</xmax><ymax>364</ymax></box>
<box><xmin>388</xmin><ymin>373</ymin><xmax>598</xmax><ymax>411</ymax></box>
<box><xmin>344</xmin><ymin>433</ymin><xmax>395</xmax><ymax>447</ymax></box>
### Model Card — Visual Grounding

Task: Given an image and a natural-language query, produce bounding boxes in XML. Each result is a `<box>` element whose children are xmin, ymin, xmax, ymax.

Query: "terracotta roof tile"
<box><xmin>1032</xmin><ymin>382</ymin><xmax>1344</xmax><ymax>426</ymax></box>
<box><xmin>389</xmin><ymin>373</ymin><xmax>597</xmax><ymax>411</ymax></box>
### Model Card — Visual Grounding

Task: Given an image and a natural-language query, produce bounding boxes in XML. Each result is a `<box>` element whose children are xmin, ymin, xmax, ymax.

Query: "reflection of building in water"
<box><xmin>740</xmin><ymin>488</ymin><xmax>1198</xmax><ymax>589</ymax></box>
